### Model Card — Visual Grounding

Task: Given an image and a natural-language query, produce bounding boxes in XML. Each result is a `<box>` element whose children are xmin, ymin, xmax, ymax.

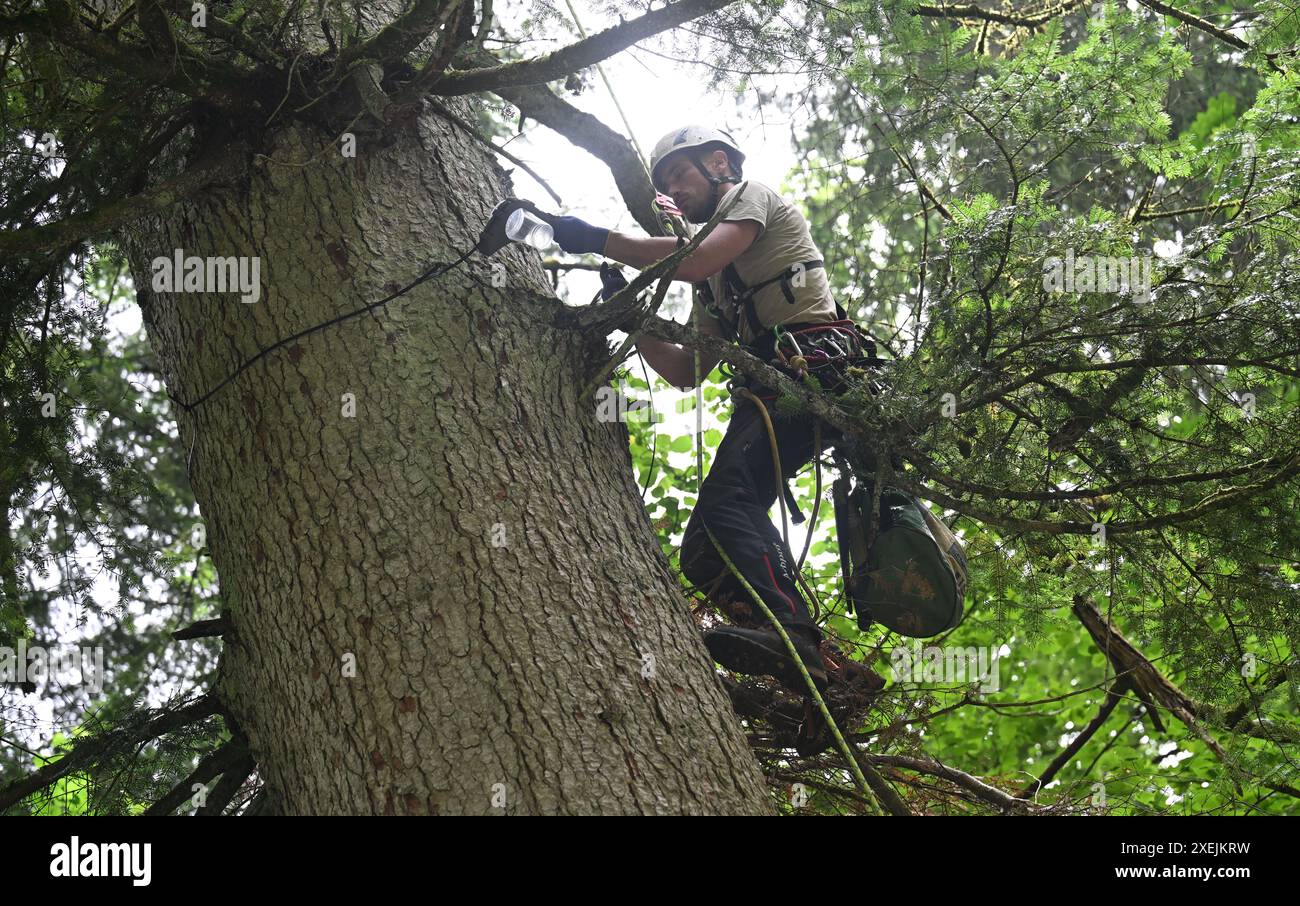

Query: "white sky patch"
<box><xmin>484</xmin><ymin>2</ymin><xmax>836</xmax><ymax>558</ymax></box>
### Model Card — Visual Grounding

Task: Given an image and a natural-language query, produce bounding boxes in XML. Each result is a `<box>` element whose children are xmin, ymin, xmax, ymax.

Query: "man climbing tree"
<box><xmin>0</xmin><ymin>0</ymin><xmax>795</xmax><ymax>817</ymax></box>
<box><xmin>2</xmin><ymin>0</ymin><xmax>1297</xmax><ymax>820</ymax></box>
<box><xmin>538</xmin><ymin>125</ymin><xmax>861</xmax><ymax>694</ymax></box>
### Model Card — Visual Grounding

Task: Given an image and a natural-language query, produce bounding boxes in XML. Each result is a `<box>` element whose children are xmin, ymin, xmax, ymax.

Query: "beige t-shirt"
<box><xmin>691</xmin><ymin>180</ymin><xmax>838</xmax><ymax>346</ymax></box>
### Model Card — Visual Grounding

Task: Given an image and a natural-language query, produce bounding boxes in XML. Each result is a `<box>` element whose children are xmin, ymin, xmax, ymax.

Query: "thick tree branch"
<box><xmin>569</xmin><ymin>304</ymin><xmax>863</xmax><ymax>438</ymax></box>
<box><xmin>864</xmin><ymin>754</ymin><xmax>1043</xmax><ymax>813</ymax></box>
<box><xmin>428</xmin><ymin>0</ymin><xmax>735</xmax><ymax>95</ymax></box>
<box><xmin>195</xmin><ymin>750</ymin><xmax>257</xmax><ymax>815</ymax></box>
<box><xmin>336</xmin><ymin>0</ymin><xmax>460</xmax><ymax>71</ymax></box>
<box><xmin>173</xmin><ymin>617</ymin><xmax>230</xmax><ymax>641</ymax></box>
<box><xmin>581</xmin><ymin>308</ymin><xmax>1300</xmax><ymax>542</ymax></box>
<box><xmin>885</xmin><ymin>449</ymin><xmax>1300</xmax><ymax>536</ymax></box>
<box><xmin>5</xmin><ymin>10</ymin><xmax>261</xmax><ymax>109</ymax></box>
<box><xmin>899</xmin><ymin>439</ymin><xmax>1298</xmax><ymax>504</ymax></box>
<box><xmin>610</xmin><ymin>294</ymin><xmax>1231</xmax><ymax>531</ymax></box>
<box><xmin>1071</xmin><ymin>594</ymin><xmax>1259</xmax><ymax>791</ymax></box>
<box><xmin>203</xmin><ymin>14</ymin><xmax>280</xmax><ymax>64</ymax></box>
<box><xmin>913</xmin><ymin>0</ymin><xmax>1088</xmax><ymax>28</ymax></box>
<box><xmin>488</xmin><ymin>81</ymin><xmax>660</xmax><ymax>234</ymax></box>
<box><xmin>141</xmin><ymin>738</ymin><xmax>250</xmax><ymax>815</ymax></box>
<box><xmin>1132</xmin><ymin>0</ymin><xmax>1250</xmax><ymax>52</ymax></box>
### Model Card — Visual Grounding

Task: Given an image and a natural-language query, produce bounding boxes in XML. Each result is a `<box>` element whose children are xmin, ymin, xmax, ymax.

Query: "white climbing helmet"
<box><xmin>649</xmin><ymin>125</ymin><xmax>746</xmax><ymax>193</ymax></box>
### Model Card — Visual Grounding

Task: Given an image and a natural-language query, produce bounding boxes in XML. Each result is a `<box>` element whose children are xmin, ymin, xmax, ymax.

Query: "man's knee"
<box><xmin>679</xmin><ymin>516</ymin><xmax>712</xmax><ymax>585</ymax></box>
<box><xmin>681</xmin><ymin>501</ymin><xmax>740</xmax><ymax>585</ymax></box>
<box><xmin>696</xmin><ymin>466</ymin><xmax>756</xmax><ymax>513</ymax></box>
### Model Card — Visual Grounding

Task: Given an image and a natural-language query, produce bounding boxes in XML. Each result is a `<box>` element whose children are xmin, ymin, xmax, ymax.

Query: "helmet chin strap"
<box><xmin>691</xmin><ymin>154</ymin><xmax>741</xmax><ymax>189</ymax></box>
<box><xmin>688</xmin><ymin>153</ymin><xmax>741</xmax><ymax>221</ymax></box>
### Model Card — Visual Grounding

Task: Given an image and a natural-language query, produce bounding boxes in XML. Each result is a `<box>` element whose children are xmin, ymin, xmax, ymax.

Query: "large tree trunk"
<box><xmin>122</xmin><ymin>101</ymin><xmax>773</xmax><ymax>814</ymax></box>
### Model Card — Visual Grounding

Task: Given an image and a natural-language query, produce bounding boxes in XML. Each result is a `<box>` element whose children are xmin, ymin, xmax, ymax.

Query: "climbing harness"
<box><xmin>700</xmin><ymin>256</ymin><xmax>883</xmax><ymax>403</ymax></box>
<box><xmin>708</xmin><ymin>259</ymin><xmax>837</xmax><ymax>346</ymax></box>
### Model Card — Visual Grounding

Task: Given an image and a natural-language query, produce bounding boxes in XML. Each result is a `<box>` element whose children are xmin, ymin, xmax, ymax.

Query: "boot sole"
<box><xmin>706</xmin><ymin>632</ymin><xmax>828</xmax><ymax>694</ymax></box>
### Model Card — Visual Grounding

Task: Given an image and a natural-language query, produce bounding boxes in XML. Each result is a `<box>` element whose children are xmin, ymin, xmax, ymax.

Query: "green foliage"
<box><xmin>0</xmin><ymin>245</ymin><xmax>225</xmax><ymax>800</ymax></box>
<box><xmin>658</xmin><ymin>0</ymin><xmax>1300</xmax><ymax>814</ymax></box>
<box><xmin>2</xmin><ymin>0</ymin><xmax>1296</xmax><ymax>817</ymax></box>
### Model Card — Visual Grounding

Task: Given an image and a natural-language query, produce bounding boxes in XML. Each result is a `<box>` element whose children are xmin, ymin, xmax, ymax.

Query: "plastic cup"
<box><xmin>506</xmin><ymin>208</ymin><xmax>554</xmax><ymax>249</ymax></box>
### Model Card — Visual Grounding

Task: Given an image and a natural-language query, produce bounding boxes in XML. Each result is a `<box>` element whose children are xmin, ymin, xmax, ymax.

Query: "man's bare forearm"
<box><xmin>604</xmin><ymin>232</ymin><xmax>684</xmax><ymax>270</ymax></box>
<box><xmin>604</xmin><ymin>231</ymin><xmax>715</xmax><ymax>283</ymax></box>
<box><xmin>605</xmin><ymin>220</ymin><xmax>756</xmax><ymax>284</ymax></box>
<box><xmin>633</xmin><ymin>332</ymin><xmax>693</xmax><ymax>390</ymax></box>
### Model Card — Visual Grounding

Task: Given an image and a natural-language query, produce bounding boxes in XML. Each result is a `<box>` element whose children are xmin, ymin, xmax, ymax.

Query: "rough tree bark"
<box><xmin>121</xmin><ymin>99</ymin><xmax>774</xmax><ymax>815</ymax></box>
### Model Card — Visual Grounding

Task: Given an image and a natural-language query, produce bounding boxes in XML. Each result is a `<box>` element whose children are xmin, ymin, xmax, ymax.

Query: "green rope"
<box><xmin>701</xmin><ymin>522</ymin><xmax>881</xmax><ymax>814</ymax></box>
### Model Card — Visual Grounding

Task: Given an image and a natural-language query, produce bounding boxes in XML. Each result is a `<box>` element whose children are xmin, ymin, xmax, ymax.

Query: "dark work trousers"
<box><xmin>680</xmin><ymin>383</ymin><xmax>842</xmax><ymax>638</ymax></box>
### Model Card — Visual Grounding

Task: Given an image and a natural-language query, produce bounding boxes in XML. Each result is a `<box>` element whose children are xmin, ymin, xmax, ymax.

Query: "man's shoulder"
<box><xmin>736</xmin><ymin>182</ymin><xmax>799</xmax><ymax>232</ymax></box>
<box><xmin>720</xmin><ymin>181</ymin><xmax>784</xmax><ymax>237</ymax></box>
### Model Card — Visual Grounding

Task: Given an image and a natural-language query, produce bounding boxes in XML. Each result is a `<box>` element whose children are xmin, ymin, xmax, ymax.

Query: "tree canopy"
<box><xmin>1</xmin><ymin>0</ymin><xmax>1297</xmax><ymax>815</ymax></box>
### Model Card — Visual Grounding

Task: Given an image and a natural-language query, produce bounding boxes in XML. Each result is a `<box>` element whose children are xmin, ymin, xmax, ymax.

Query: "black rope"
<box><xmin>168</xmin><ymin>241</ymin><xmax>478</xmax><ymax>415</ymax></box>
<box><xmin>638</xmin><ymin>350</ymin><xmax>660</xmax><ymax>503</ymax></box>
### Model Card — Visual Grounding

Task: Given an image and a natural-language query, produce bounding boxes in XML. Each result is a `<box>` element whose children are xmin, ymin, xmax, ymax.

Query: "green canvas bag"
<box><xmin>832</xmin><ymin>471</ymin><xmax>968</xmax><ymax>638</ymax></box>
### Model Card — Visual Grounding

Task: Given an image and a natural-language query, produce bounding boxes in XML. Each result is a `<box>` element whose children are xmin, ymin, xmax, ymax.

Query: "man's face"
<box><xmin>661</xmin><ymin>150</ymin><xmax>729</xmax><ymax>223</ymax></box>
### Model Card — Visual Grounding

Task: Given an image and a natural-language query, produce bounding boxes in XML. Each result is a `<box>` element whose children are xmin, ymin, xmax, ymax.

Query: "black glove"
<box><xmin>599</xmin><ymin>261</ymin><xmax>629</xmax><ymax>300</ymax></box>
<box><xmin>537</xmin><ymin>212</ymin><xmax>610</xmax><ymax>255</ymax></box>
<box><xmin>599</xmin><ymin>262</ymin><xmax>641</xmax><ymax>332</ymax></box>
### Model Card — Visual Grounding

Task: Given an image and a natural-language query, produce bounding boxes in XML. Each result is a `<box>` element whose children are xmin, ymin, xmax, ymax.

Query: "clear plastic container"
<box><xmin>505</xmin><ymin>208</ymin><xmax>554</xmax><ymax>249</ymax></box>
